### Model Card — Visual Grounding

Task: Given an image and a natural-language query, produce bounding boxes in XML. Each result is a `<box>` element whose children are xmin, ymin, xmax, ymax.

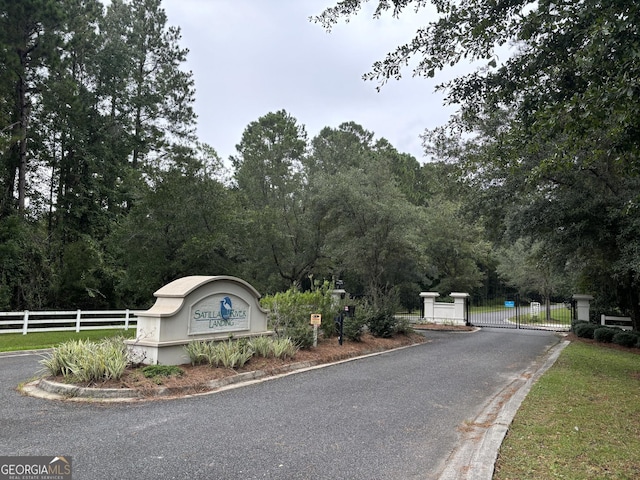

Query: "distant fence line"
<box><xmin>0</xmin><ymin>310</ymin><xmax>138</xmax><ymax>335</ymax></box>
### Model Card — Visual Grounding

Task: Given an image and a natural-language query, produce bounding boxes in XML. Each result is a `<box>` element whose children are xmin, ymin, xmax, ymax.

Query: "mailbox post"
<box><xmin>336</xmin><ymin>305</ymin><xmax>355</xmax><ymax>346</ymax></box>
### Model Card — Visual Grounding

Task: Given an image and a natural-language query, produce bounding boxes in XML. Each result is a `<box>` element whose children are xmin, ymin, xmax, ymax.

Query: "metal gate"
<box><xmin>468</xmin><ymin>294</ymin><xmax>571</xmax><ymax>331</ymax></box>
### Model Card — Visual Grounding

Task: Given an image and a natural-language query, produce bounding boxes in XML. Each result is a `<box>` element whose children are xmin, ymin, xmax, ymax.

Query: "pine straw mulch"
<box><xmin>565</xmin><ymin>332</ymin><xmax>640</xmax><ymax>355</ymax></box>
<box><xmin>51</xmin><ymin>332</ymin><xmax>428</xmax><ymax>393</ymax></box>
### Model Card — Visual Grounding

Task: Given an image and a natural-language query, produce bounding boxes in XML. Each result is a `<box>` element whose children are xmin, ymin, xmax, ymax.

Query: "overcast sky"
<box><xmin>161</xmin><ymin>0</ymin><xmax>464</xmax><ymax>163</ymax></box>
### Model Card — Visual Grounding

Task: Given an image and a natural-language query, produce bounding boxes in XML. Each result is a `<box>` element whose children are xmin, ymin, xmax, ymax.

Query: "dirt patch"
<box><xmin>49</xmin><ymin>332</ymin><xmax>426</xmax><ymax>393</ymax></box>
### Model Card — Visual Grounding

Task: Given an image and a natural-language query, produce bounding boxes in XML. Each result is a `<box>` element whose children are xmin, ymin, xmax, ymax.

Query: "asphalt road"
<box><xmin>0</xmin><ymin>328</ymin><xmax>561</xmax><ymax>480</ymax></box>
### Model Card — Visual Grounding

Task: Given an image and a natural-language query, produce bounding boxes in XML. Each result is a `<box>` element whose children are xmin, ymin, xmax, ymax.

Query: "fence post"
<box><xmin>76</xmin><ymin>309</ymin><xmax>82</xmax><ymax>332</ymax></box>
<box><xmin>125</xmin><ymin>309</ymin><xmax>130</xmax><ymax>330</ymax></box>
<box><xmin>22</xmin><ymin>310</ymin><xmax>29</xmax><ymax>335</ymax></box>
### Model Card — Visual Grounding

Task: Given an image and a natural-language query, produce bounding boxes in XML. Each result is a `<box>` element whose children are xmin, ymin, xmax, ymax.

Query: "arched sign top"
<box><xmin>154</xmin><ymin>275</ymin><xmax>263</xmax><ymax>300</ymax></box>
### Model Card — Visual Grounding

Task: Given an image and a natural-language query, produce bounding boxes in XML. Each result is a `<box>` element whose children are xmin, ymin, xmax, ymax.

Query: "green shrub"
<box><xmin>612</xmin><ymin>331</ymin><xmax>639</xmax><ymax>348</ymax></box>
<box><xmin>356</xmin><ymin>293</ymin><xmax>401</xmax><ymax>338</ymax></box>
<box><xmin>594</xmin><ymin>327</ymin><xmax>620</xmax><ymax>343</ymax></box>
<box><xmin>342</xmin><ymin>313</ymin><xmax>367</xmax><ymax>342</ymax></box>
<box><xmin>367</xmin><ymin>311</ymin><xmax>397</xmax><ymax>338</ymax></box>
<box><xmin>261</xmin><ymin>283</ymin><xmax>336</xmax><ymax>348</ymax></box>
<box><xmin>141</xmin><ymin>365</ymin><xmax>184</xmax><ymax>378</ymax></box>
<box><xmin>394</xmin><ymin>316</ymin><xmax>414</xmax><ymax>335</ymax></box>
<box><xmin>571</xmin><ymin>320</ymin><xmax>589</xmax><ymax>333</ymax></box>
<box><xmin>574</xmin><ymin>323</ymin><xmax>599</xmax><ymax>339</ymax></box>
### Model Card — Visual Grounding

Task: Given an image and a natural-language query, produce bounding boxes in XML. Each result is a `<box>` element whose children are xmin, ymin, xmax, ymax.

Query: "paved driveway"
<box><xmin>0</xmin><ymin>328</ymin><xmax>561</xmax><ymax>479</ymax></box>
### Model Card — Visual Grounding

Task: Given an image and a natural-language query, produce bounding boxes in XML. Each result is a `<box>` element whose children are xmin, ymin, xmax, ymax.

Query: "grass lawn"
<box><xmin>494</xmin><ymin>341</ymin><xmax>640</xmax><ymax>479</ymax></box>
<box><xmin>0</xmin><ymin>329</ymin><xmax>136</xmax><ymax>352</ymax></box>
<box><xmin>519</xmin><ymin>308</ymin><xmax>572</xmax><ymax>325</ymax></box>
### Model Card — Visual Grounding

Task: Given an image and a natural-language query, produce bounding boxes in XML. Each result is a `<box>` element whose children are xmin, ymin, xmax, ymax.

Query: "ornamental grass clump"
<box><xmin>185</xmin><ymin>339</ymin><xmax>254</xmax><ymax>368</ymax></box>
<box><xmin>248</xmin><ymin>336</ymin><xmax>273</xmax><ymax>358</ymax></box>
<box><xmin>270</xmin><ymin>337</ymin><xmax>298</xmax><ymax>359</ymax></box>
<box><xmin>215</xmin><ymin>339</ymin><xmax>254</xmax><ymax>368</ymax></box>
<box><xmin>40</xmin><ymin>337</ymin><xmax>128</xmax><ymax>382</ymax></box>
<box><xmin>184</xmin><ymin>340</ymin><xmax>218</xmax><ymax>366</ymax></box>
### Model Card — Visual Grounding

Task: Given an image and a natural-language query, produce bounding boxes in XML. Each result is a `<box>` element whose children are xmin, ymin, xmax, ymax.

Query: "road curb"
<box><xmin>436</xmin><ymin>338</ymin><xmax>570</xmax><ymax>480</ymax></box>
<box><xmin>20</xmin><ymin>344</ymin><xmax>423</xmax><ymax>402</ymax></box>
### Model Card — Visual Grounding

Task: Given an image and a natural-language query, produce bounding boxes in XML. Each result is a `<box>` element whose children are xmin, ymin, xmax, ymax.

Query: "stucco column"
<box><xmin>451</xmin><ymin>292</ymin><xmax>470</xmax><ymax>325</ymax></box>
<box><xmin>572</xmin><ymin>294</ymin><xmax>593</xmax><ymax>322</ymax></box>
<box><xmin>420</xmin><ymin>292</ymin><xmax>439</xmax><ymax>322</ymax></box>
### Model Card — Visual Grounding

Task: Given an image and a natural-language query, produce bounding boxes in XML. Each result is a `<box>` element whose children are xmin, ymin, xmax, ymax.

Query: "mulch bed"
<box><xmin>566</xmin><ymin>332</ymin><xmax>640</xmax><ymax>355</ymax></box>
<box><xmin>49</xmin><ymin>332</ymin><xmax>427</xmax><ymax>392</ymax></box>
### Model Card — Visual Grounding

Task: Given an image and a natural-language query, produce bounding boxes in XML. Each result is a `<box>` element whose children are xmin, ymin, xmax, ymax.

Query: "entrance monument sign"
<box><xmin>127</xmin><ymin>276</ymin><xmax>270</xmax><ymax>365</ymax></box>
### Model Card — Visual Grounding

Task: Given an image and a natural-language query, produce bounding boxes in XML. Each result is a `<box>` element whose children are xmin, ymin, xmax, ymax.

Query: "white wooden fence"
<box><xmin>0</xmin><ymin>310</ymin><xmax>138</xmax><ymax>335</ymax></box>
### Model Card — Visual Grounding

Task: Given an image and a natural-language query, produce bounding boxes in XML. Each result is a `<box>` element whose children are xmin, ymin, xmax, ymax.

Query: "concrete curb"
<box><xmin>21</xmin><ymin>344</ymin><xmax>422</xmax><ymax>403</ymax></box>
<box><xmin>436</xmin><ymin>338</ymin><xmax>570</xmax><ymax>480</ymax></box>
<box><xmin>0</xmin><ymin>348</ymin><xmax>52</xmax><ymax>357</ymax></box>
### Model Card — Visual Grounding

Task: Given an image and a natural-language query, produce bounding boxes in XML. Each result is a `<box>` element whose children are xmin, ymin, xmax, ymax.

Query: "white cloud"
<box><xmin>162</xmin><ymin>0</ymin><xmax>462</xmax><ymax>162</ymax></box>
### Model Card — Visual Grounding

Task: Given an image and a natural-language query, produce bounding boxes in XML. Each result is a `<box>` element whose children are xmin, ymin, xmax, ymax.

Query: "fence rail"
<box><xmin>0</xmin><ymin>310</ymin><xmax>138</xmax><ymax>335</ymax></box>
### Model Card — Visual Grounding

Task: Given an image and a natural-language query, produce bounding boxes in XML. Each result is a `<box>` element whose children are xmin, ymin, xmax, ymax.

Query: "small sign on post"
<box><xmin>531</xmin><ymin>302</ymin><xmax>541</xmax><ymax>316</ymax></box>
<box><xmin>310</xmin><ymin>314</ymin><xmax>321</xmax><ymax>347</ymax></box>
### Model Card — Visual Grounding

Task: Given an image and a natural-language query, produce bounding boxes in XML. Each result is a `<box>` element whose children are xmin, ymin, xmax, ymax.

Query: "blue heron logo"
<box><xmin>220</xmin><ymin>296</ymin><xmax>233</xmax><ymax>320</ymax></box>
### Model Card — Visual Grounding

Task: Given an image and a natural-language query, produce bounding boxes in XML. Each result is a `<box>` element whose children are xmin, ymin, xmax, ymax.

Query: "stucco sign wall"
<box><xmin>127</xmin><ymin>275</ymin><xmax>270</xmax><ymax>365</ymax></box>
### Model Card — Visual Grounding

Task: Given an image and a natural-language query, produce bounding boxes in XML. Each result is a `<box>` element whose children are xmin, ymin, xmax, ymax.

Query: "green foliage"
<box><xmin>593</xmin><ymin>327</ymin><xmax>621</xmax><ymax>343</ymax></box>
<box><xmin>571</xmin><ymin>320</ymin><xmax>590</xmax><ymax>333</ymax></box>
<box><xmin>342</xmin><ymin>314</ymin><xmax>367</xmax><ymax>342</ymax></box>
<box><xmin>573</xmin><ymin>323</ymin><xmax>599</xmax><ymax>339</ymax></box>
<box><xmin>107</xmin><ymin>151</ymin><xmax>237</xmax><ymax>307</ymax></box>
<box><xmin>184</xmin><ymin>336</ymin><xmax>297</xmax><ymax>368</ymax></box>
<box><xmin>215</xmin><ymin>339</ymin><xmax>253</xmax><ymax>369</ymax></box>
<box><xmin>231</xmin><ymin>110</ymin><xmax>316</xmax><ymax>291</ymax></box>
<box><xmin>317</xmin><ymin>1</ymin><xmax>640</xmax><ymax>328</ymax></box>
<box><xmin>612</xmin><ymin>331</ymin><xmax>640</xmax><ymax>348</ymax></box>
<box><xmin>0</xmin><ymin>215</ymin><xmax>50</xmax><ymax>309</ymax></box>
<box><xmin>39</xmin><ymin>336</ymin><xmax>128</xmax><ymax>382</ymax></box>
<box><xmin>261</xmin><ymin>283</ymin><xmax>336</xmax><ymax>348</ymax></box>
<box><xmin>270</xmin><ymin>337</ymin><xmax>298</xmax><ymax>359</ymax></box>
<box><xmin>184</xmin><ymin>340</ymin><xmax>216</xmax><ymax>366</ymax></box>
<box><xmin>394</xmin><ymin>316</ymin><xmax>414</xmax><ymax>336</ymax></box>
<box><xmin>248</xmin><ymin>336</ymin><xmax>273</xmax><ymax>358</ymax></box>
<box><xmin>141</xmin><ymin>365</ymin><xmax>184</xmax><ymax>378</ymax></box>
<box><xmin>358</xmin><ymin>296</ymin><xmax>399</xmax><ymax>338</ymax></box>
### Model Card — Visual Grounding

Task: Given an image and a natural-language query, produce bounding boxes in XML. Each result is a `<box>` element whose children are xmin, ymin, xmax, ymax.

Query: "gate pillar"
<box><xmin>420</xmin><ymin>292</ymin><xmax>439</xmax><ymax>322</ymax></box>
<box><xmin>572</xmin><ymin>294</ymin><xmax>593</xmax><ymax>322</ymax></box>
<box><xmin>451</xmin><ymin>293</ymin><xmax>470</xmax><ymax>325</ymax></box>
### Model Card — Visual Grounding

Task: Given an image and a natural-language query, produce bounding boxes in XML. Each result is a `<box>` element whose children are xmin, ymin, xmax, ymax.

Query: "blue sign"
<box><xmin>504</xmin><ymin>301</ymin><xmax>515</xmax><ymax>308</ymax></box>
